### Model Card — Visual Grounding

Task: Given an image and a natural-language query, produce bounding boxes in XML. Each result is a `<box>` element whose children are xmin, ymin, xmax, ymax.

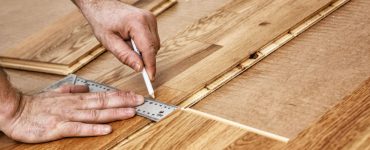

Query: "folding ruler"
<box><xmin>44</xmin><ymin>74</ymin><xmax>177</xmax><ymax>122</ymax></box>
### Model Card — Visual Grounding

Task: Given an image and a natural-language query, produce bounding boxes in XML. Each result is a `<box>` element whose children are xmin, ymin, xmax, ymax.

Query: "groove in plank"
<box><xmin>193</xmin><ymin>0</ymin><xmax>370</xmax><ymax>139</ymax></box>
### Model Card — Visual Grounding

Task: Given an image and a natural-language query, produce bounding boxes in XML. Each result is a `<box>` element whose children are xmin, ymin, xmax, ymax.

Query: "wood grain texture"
<box><xmin>226</xmin><ymin>76</ymin><xmax>370</xmax><ymax>150</ymax></box>
<box><xmin>281</xmin><ymin>76</ymin><xmax>370</xmax><ymax>150</ymax></box>
<box><xmin>0</xmin><ymin>0</ymin><xmax>346</xmax><ymax>149</ymax></box>
<box><xmin>113</xmin><ymin>110</ymin><xmax>283</xmax><ymax>150</ymax></box>
<box><xmin>193</xmin><ymin>0</ymin><xmax>370</xmax><ymax>139</ymax></box>
<box><xmin>0</xmin><ymin>0</ymin><xmax>176</xmax><ymax>75</ymax></box>
<box><xmin>3</xmin><ymin>0</ymin><xmax>231</xmax><ymax>96</ymax></box>
<box><xmin>224</xmin><ymin>132</ymin><xmax>284</xmax><ymax>150</ymax></box>
<box><xmin>163</xmin><ymin>0</ymin><xmax>335</xmax><ymax>94</ymax></box>
<box><xmin>0</xmin><ymin>0</ymin><xmax>76</xmax><ymax>52</ymax></box>
<box><xmin>0</xmin><ymin>0</ymin><xmax>231</xmax><ymax>149</ymax></box>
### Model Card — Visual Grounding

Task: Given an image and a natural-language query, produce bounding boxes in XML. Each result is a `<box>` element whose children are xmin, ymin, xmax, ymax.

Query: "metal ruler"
<box><xmin>44</xmin><ymin>74</ymin><xmax>177</xmax><ymax>122</ymax></box>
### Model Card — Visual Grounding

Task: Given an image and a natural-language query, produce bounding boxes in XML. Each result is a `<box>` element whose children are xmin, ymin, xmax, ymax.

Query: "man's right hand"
<box><xmin>0</xmin><ymin>84</ymin><xmax>144</xmax><ymax>143</ymax></box>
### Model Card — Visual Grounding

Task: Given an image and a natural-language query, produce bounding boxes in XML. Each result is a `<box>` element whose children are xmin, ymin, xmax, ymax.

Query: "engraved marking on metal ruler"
<box><xmin>44</xmin><ymin>74</ymin><xmax>177</xmax><ymax>122</ymax></box>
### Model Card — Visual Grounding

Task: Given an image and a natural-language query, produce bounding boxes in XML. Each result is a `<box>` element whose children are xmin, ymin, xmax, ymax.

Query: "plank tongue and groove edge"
<box><xmin>10</xmin><ymin>0</ymin><xmax>341</xmax><ymax>149</ymax></box>
<box><xmin>0</xmin><ymin>0</ymin><xmax>177</xmax><ymax>75</ymax></box>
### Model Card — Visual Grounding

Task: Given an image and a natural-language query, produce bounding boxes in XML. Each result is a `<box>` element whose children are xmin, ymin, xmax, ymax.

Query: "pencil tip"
<box><xmin>150</xmin><ymin>94</ymin><xmax>155</xmax><ymax>99</ymax></box>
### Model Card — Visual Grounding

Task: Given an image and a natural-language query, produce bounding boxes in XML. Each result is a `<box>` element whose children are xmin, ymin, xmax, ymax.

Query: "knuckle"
<box><xmin>116</xmin><ymin>51</ymin><xmax>131</xmax><ymax>65</ymax></box>
<box><xmin>89</xmin><ymin>110</ymin><xmax>100</xmax><ymax>121</ymax></box>
<box><xmin>95</xmin><ymin>92</ymin><xmax>107</xmax><ymax>104</ymax></box>
<box><xmin>125</xmin><ymin>91</ymin><xmax>137</xmax><ymax>104</ymax></box>
<box><xmin>134</xmin><ymin>13</ymin><xmax>147</xmax><ymax>23</ymax></box>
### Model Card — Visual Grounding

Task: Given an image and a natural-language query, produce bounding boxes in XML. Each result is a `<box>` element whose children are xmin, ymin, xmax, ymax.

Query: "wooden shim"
<box><xmin>185</xmin><ymin>109</ymin><xmax>289</xmax><ymax>142</ymax></box>
<box><xmin>112</xmin><ymin>110</ymin><xmax>284</xmax><ymax>149</ymax></box>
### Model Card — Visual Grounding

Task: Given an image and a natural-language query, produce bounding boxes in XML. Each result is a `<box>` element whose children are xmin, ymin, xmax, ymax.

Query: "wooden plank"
<box><xmin>163</xmin><ymin>0</ymin><xmax>335</xmax><ymax>96</ymax></box>
<box><xmin>226</xmin><ymin>76</ymin><xmax>370</xmax><ymax>150</ymax></box>
<box><xmin>0</xmin><ymin>0</ymin><xmax>176</xmax><ymax>75</ymax></box>
<box><xmin>224</xmin><ymin>132</ymin><xmax>285</xmax><ymax>150</ymax></box>
<box><xmin>281</xmin><ymin>77</ymin><xmax>370</xmax><ymax>150</ymax></box>
<box><xmin>0</xmin><ymin>0</ymin><xmax>76</xmax><ymax>53</ymax></box>
<box><xmin>112</xmin><ymin>110</ymin><xmax>284</xmax><ymax>149</ymax></box>
<box><xmin>193</xmin><ymin>0</ymin><xmax>370</xmax><ymax>139</ymax></box>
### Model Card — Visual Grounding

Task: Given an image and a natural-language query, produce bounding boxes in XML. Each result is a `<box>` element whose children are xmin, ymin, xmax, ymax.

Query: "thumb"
<box><xmin>103</xmin><ymin>33</ymin><xmax>143</xmax><ymax>72</ymax></box>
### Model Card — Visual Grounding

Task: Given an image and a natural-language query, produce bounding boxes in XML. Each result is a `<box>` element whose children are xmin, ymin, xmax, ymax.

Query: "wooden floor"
<box><xmin>0</xmin><ymin>0</ymin><xmax>176</xmax><ymax>75</ymax></box>
<box><xmin>193</xmin><ymin>0</ymin><xmax>370</xmax><ymax>139</ymax></box>
<box><xmin>1</xmin><ymin>0</ymin><xmax>369</xmax><ymax>149</ymax></box>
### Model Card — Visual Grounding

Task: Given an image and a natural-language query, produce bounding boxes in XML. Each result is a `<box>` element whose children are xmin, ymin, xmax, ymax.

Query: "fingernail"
<box><xmin>151</xmin><ymin>74</ymin><xmax>156</xmax><ymax>81</ymax></box>
<box><xmin>134</xmin><ymin>63</ymin><xmax>142</xmax><ymax>72</ymax></box>
<box><xmin>135</xmin><ymin>94</ymin><xmax>144</xmax><ymax>105</ymax></box>
<box><xmin>102</xmin><ymin>126</ymin><xmax>112</xmax><ymax>134</ymax></box>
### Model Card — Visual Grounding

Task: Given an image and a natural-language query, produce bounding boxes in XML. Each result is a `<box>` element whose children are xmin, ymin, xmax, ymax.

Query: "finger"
<box><xmin>145</xmin><ymin>13</ymin><xmax>160</xmax><ymax>49</ymax></box>
<box><xmin>53</xmin><ymin>85</ymin><xmax>89</xmax><ymax>93</ymax></box>
<box><xmin>38</xmin><ymin>85</ymin><xmax>89</xmax><ymax>98</ymax></box>
<box><xmin>58</xmin><ymin>122</ymin><xmax>111</xmax><ymax>137</ymax></box>
<box><xmin>130</xmin><ymin>23</ymin><xmax>158</xmax><ymax>81</ymax></box>
<box><xmin>67</xmin><ymin>108</ymin><xmax>136</xmax><ymax>123</ymax></box>
<box><xmin>102</xmin><ymin>33</ymin><xmax>143</xmax><ymax>72</ymax></box>
<box><xmin>73</xmin><ymin>91</ymin><xmax>144</xmax><ymax>109</ymax></box>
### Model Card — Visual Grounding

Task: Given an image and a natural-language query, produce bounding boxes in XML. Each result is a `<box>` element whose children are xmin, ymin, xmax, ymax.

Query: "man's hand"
<box><xmin>74</xmin><ymin>0</ymin><xmax>160</xmax><ymax>81</ymax></box>
<box><xmin>0</xmin><ymin>84</ymin><xmax>144</xmax><ymax>143</ymax></box>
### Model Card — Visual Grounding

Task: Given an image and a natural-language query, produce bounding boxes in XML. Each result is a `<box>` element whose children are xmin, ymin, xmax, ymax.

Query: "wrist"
<box><xmin>0</xmin><ymin>80</ymin><xmax>21</xmax><ymax>131</ymax></box>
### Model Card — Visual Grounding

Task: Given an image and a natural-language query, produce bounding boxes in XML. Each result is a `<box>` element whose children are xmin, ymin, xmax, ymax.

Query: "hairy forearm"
<box><xmin>0</xmin><ymin>69</ymin><xmax>20</xmax><ymax>130</ymax></box>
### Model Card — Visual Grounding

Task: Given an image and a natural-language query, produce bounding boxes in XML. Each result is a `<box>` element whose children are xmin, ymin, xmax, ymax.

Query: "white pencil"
<box><xmin>131</xmin><ymin>39</ymin><xmax>155</xmax><ymax>98</ymax></box>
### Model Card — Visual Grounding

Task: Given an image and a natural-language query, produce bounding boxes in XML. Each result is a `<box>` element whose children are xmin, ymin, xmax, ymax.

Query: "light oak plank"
<box><xmin>164</xmin><ymin>0</ymin><xmax>335</xmax><ymax>95</ymax></box>
<box><xmin>193</xmin><ymin>0</ymin><xmax>370</xmax><ymax>139</ymax></box>
<box><xmin>0</xmin><ymin>0</ymin><xmax>76</xmax><ymax>53</ymax></box>
<box><xmin>282</xmin><ymin>76</ymin><xmax>370</xmax><ymax>149</ymax></box>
